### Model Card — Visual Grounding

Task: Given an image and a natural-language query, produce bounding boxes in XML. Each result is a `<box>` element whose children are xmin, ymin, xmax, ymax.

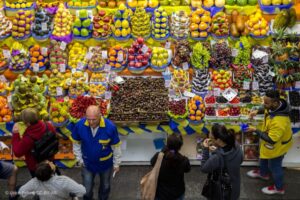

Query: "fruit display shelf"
<box><xmin>4</xmin><ymin>3</ymin><xmax>35</xmax><ymax>17</ymax></box>
<box><xmin>258</xmin><ymin>0</ymin><xmax>293</xmax><ymax>14</ymax></box>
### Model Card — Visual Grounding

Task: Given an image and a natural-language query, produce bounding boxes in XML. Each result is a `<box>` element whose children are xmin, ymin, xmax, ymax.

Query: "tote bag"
<box><xmin>140</xmin><ymin>152</ymin><xmax>164</xmax><ymax>200</ymax></box>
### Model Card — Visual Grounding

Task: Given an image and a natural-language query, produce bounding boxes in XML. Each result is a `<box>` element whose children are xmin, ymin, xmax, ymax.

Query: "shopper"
<box><xmin>246</xmin><ymin>90</ymin><xmax>293</xmax><ymax>195</ymax></box>
<box><xmin>12</xmin><ymin>108</ymin><xmax>57</xmax><ymax>177</ymax></box>
<box><xmin>71</xmin><ymin>105</ymin><xmax>121</xmax><ymax>200</ymax></box>
<box><xmin>201</xmin><ymin>124</ymin><xmax>243</xmax><ymax>200</ymax></box>
<box><xmin>150</xmin><ymin>134</ymin><xmax>191</xmax><ymax>200</ymax></box>
<box><xmin>0</xmin><ymin>161</ymin><xmax>18</xmax><ymax>200</ymax></box>
<box><xmin>19</xmin><ymin>160</ymin><xmax>86</xmax><ymax>200</ymax></box>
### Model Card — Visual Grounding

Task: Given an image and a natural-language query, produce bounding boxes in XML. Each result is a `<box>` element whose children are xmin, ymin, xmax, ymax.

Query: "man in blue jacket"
<box><xmin>71</xmin><ymin>105</ymin><xmax>121</xmax><ymax>200</ymax></box>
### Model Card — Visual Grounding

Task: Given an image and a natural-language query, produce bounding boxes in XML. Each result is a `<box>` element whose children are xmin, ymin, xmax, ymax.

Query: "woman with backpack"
<box><xmin>12</xmin><ymin>108</ymin><xmax>57</xmax><ymax>177</ymax></box>
<box><xmin>201</xmin><ymin>124</ymin><xmax>243</xmax><ymax>200</ymax></box>
<box><xmin>150</xmin><ymin>134</ymin><xmax>191</xmax><ymax>200</ymax></box>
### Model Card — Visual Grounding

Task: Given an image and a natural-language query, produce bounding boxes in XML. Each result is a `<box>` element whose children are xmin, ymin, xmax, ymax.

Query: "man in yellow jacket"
<box><xmin>246</xmin><ymin>90</ymin><xmax>292</xmax><ymax>195</ymax></box>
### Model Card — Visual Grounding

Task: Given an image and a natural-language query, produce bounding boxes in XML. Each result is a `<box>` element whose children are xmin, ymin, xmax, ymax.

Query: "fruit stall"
<box><xmin>0</xmin><ymin>0</ymin><xmax>300</xmax><ymax>167</ymax></box>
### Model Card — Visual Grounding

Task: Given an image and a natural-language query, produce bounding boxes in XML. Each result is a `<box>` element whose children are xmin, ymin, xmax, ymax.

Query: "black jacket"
<box><xmin>151</xmin><ymin>152</ymin><xmax>191</xmax><ymax>200</ymax></box>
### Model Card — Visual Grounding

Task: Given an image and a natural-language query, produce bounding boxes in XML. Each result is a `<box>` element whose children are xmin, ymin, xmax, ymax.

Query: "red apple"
<box><xmin>103</xmin><ymin>16</ymin><xmax>111</xmax><ymax>23</ymax></box>
<box><xmin>103</xmin><ymin>24</ymin><xmax>109</xmax><ymax>31</ymax></box>
<box><xmin>142</xmin><ymin>60</ymin><xmax>148</xmax><ymax>66</ymax></box>
<box><xmin>129</xmin><ymin>61</ymin><xmax>135</xmax><ymax>67</ymax></box>
<box><xmin>137</xmin><ymin>37</ymin><xmax>144</xmax><ymax>45</ymax></box>
<box><xmin>128</xmin><ymin>48</ymin><xmax>135</xmax><ymax>55</ymax></box>
<box><xmin>93</xmin><ymin>31</ymin><xmax>100</xmax><ymax>37</ymax></box>
<box><xmin>143</xmin><ymin>52</ymin><xmax>150</xmax><ymax>60</ymax></box>
<box><xmin>137</xmin><ymin>55</ymin><xmax>143</xmax><ymax>61</ymax></box>
<box><xmin>135</xmin><ymin>62</ymin><xmax>142</xmax><ymax>68</ymax></box>
<box><xmin>128</xmin><ymin>55</ymin><xmax>135</xmax><ymax>61</ymax></box>
<box><xmin>94</xmin><ymin>23</ymin><xmax>101</xmax><ymax>29</ymax></box>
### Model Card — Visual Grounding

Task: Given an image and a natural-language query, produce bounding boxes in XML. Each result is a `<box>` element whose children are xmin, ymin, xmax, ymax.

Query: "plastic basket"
<box><xmin>258</xmin><ymin>0</ymin><xmax>292</xmax><ymax>14</ymax></box>
<box><xmin>128</xmin><ymin>65</ymin><xmax>148</xmax><ymax>74</ymax></box>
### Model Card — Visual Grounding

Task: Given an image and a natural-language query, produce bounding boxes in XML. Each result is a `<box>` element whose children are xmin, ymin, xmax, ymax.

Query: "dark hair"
<box><xmin>265</xmin><ymin>90</ymin><xmax>280</xmax><ymax>102</ymax></box>
<box><xmin>211</xmin><ymin>124</ymin><xmax>236</xmax><ymax>148</ymax></box>
<box><xmin>163</xmin><ymin>133</ymin><xmax>183</xmax><ymax>168</ymax></box>
<box><xmin>35</xmin><ymin>162</ymin><xmax>54</xmax><ymax>182</ymax></box>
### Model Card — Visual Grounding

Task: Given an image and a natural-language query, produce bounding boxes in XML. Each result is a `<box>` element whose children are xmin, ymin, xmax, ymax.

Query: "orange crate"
<box><xmin>54</xmin><ymin>139</ymin><xmax>75</xmax><ymax>160</ymax></box>
<box><xmin>0</xmin><ymin>137</ymin><xmax>12</xmax><ymax>160</ymax></box>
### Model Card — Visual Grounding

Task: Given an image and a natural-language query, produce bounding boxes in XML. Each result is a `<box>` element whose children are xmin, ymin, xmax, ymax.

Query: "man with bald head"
<box><xmin>71</xmin><ymin>105</ymin><xmax>121</xmax><ymax>200</ymax></box>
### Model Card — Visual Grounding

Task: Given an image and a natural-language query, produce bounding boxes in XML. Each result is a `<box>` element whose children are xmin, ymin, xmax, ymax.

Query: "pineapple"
<box><xmin>272</xmin><ymin>42</ymin><xmax>288</xmax><ymax>62</ymax></box>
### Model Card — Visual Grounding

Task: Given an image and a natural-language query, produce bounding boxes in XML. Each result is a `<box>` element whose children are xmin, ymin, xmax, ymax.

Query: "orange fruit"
<box><xmin>190</xmin><ymin>115</ymin><xmax>196</xmax><ymax>120</ymax></box>
<box><xmin>190</xmin><ymin>110</ymin><xmax>195</xmax><ymax>115</ymax></box>
<box><xmin>196</xmin><ymin>116</ymin><xmax>201</xmax><ymax>121</ymax></box>
<box><xmin>196</xmin><ymin>110</ymin><xmax>202</xmax><ymax>116</ymax></box>
<box><xmin>192</xmin><ymin>105</ymin><xmax>197</xmax><ymax>110</ymax></box>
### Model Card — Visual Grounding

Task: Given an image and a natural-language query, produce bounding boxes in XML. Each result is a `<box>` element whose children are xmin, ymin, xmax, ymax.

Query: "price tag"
<box><xmin>169</xmin><ymin>89</ymin><xmax>176</xmax><ymax>96</ymax></box>
<box><xmin>295</xmin><ymin>81</ymin><xmax>300</xmax><ymax>89</ymax></box>
<box><xmin>165</xmin><ymin>41</ymin><xmax>171</xmax><ymax>49</ymax></box>
<box><xmin>60</xmin><ymin>41</ymin><xmax>67</xmax><ymax>50</ymax></box>
<box><xmin>71</xmin><ymin>68</ymin><xmax>76</xmax><ymax>74</ymax></box>
<box><xmin>262</xmin><ymin>55</ymin><xmax>269</xmax><ymax>64</ymax></box>
<box><xmin>252</xmin><ymin>81</ymin><xmax>259</xmax><ymax>90</ymax></box>
<box><xmin>56</xmin><ymin>87</ymin><xmax>63</xmax><ymax>96</ymax></box>
<box><xmin>165</xmin><ymin>80</ymin><xmax>171</xmax><ymax>88</ymax></box>
<box><xmin>42</xmin><ymin>23</ymin><xmax>47</xmax><ymax>31</ymax></box>
<box><xmin>85</xmin><ymin>52</ymin><xmax>93</xmax><ymax>60</ymax></box>
<box><xmin>0</xmin><ymin>75</ymin><xmax>7</xmax><ymax>82</ymax></box>
<box><xmin>64</xmin><ymin>96</ymin><xmax>70</xmax><ymax>102</ymax></box>
<box><xmin>243</xmin><ymin>81</ymin><xmax>250</xmax><ymax>90</ymax></box>
<box><xmin>141</xmin><ymin>45</ymin><xmax>149</xmax><ymax>54</ymax></box>
<box><xmin>7</xmin><ymin>95</ymin><xmax>11</xmax><ymax>103</ymax></box>
<box><xmin>41</xmin><ymin>47</ymin><xmax>48</xmax><ymax>56</ymax></box>
<box><xmin>114</xmin><ymin>76</ymin><xmax>125</xmax><ymax>84</ymax></box>
<box><xmin>84</xmin><ymin>72</ymin><xmax>89</xmax><ymax>82</ymax></box>
<box><xmin>268</xmin><ymin>70</ymin><xmax>275</xmax><ymax>77</ymax></box>
<box><xmin>167</xmin><ymin>49</ymin><xmax>172</xmax><ymax>62</ymax></box>
<box><xmin>213</xmin><ymin>88</ymin><xmax>221</xmax><ymax>96</ymax></box>
<box><xmin>222</xmin><ymin>87</ymin><xmax>237</xmax><ymax>102</ymax></box>
<box><xmin>183</xmin><ymin>91</ymin><xmax>196</xmax><ymax>98</ymax></box>
<box><xmin>59</xmin><ymin>64</ymin><xmax>66</xmax><ymax>72</ymax></box>
<box><xmin>232</xmin><ymin>48</ymin><xmax>238</xmax><ymax>57</ymax></box>
<box><xmin>105</xmin><ymin>91</ymin><xmax>112</xmax><ymax>99</ymax></box>
<box><xmin>2</xmin><ymin>50</ymin><xmax>11</xmax><ymax>59</ymax></box>
<box><xmin>104</xmin><ymin>64</ymin><xmax>111</xmax><ymax>72</ymax></box>
<box><xmin>102</xmin><ymin>51</ymin><xmax>108</xmax><ymax>59</ymax></box>
<box><xmin>33</xmin><ymin>63</ymin><xmax>39</xmax><ymax>72</ymax></box>
<box><xmin>77</xmin><ymin>62</ymin><xmax>84</xmax><ymax>70</ymax></box>
<box><xmin>117</xmin><ymin>52</ymin><xmax>123</xmax><ymax>62</ymax></box>
<box><xmin>88</xmin><ymin>10</ymin><xmax>93</xmax><ymax>17</ymax></box>
<box><xmin>182</xmin><ymin>62</ymin><xmax>189</xmax><ymax>70</ymax></box>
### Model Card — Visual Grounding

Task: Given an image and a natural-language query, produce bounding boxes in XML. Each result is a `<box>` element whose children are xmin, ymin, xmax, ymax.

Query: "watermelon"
<box><xmin>248</xmin><ymin>0</ymin><xmax>257</xmax><ymax>5</ymax></box>
<box><xmin>237</xmin><ymin>0</ymin><xmax>247</xmax><ymax>5</ymax></box>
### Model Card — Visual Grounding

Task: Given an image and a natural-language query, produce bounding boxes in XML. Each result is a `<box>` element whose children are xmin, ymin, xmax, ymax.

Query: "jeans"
<box><xmin>155</xmin><ymin>194</ymin><xmax>185</xmax><ymax>200</ymax></box>
<box><xmin>82</xmin><ymin>167</ymin><xmax>113</xmax><ymax>200</ymax></box>
<box><xmin>259</xmin><ymin>155</ymin><xmax>284</xmax><ymax>189</ymax></box>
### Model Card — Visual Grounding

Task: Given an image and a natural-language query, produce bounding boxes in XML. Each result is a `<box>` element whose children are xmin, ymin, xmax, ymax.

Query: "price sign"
<box><xmin>71</xmin><ymin>68</ymin><xmax>76</xmax><ymax>74</ymax></box>
<box><xmin>232</xmin><ymin>48</ymin><xmax>238</xmax><ymax>57</ymax></box>
<box><xmin>85</xmin><ymin>52</ymin><xmax>93</xmax><ymax>60</ymax></box>
<box><xmin>295</xmin><ymin>81</ymin><xmax>300</xmax><ymax>89</ymax></box>
<box><xmin>183</xmin><ymin>91</ymin><xmax>196</xmax><ymax>98</ymax></box>
<box><xmin>7</xmin><ymin>95</ymin><xmax>11</xmax><ymax>103</ymax></box>
<box><xmin>59</xmin><ymin>64</ymin><xmax>66</xmax><ymax>72</ymax></box>
<box><xmin>0</xmin><ymin>75</ymin><xmax>7</xmax><ymax>82</ymax></box>
<box><xmin>60</xmin><ymin>41</ymin><xmax>67</xmax><ymax>50</ymax></box>
<box><xmin>84</xmin><ymin>72</ymin><xmax>89</xmax><ymax>82</ymax></box>
<box><xmin>33</xmin><ymin>63</ymin><xmax>39</xmax><ymax>72</ymax></box>
<box><xmin>114</xmin><ymin>76</ymin><xmax>125</xmax><ymax>84</ymax></box>
<box><xmin>243</xmin><ymin>81</ymin><xmax>250</xmax><ymax>90</ymax></box>
<box><xmin>41</xmin><ymin>47</ymin><xmax>48</xmax><ymax>56</ymax></box>
<box><xmin>117</xmin><ymin>52</ymin><xmax>123</xmax><ymax>62</ymax></box>
<box><xmin>42</xmin><ymin>23</ymin><xmax>47</xmax><ymax>31</ymax></box>
<box><xmin>182</xmin><ymin>62</ymin><xmax>189</xmax><ymax>70</ymax></box>
<box><xmin>252</xmin><ymin>81</ymin><xmax>259</xmax><ymax>90</ymax></box>
<box><xmin>141</xmin><ymin>45</ymin><xmax>149</xmax><ymax>54</ymax></box>
<box><xmin>104</xmin><ymin>64</ymin><xmax>111</xmax><ymax>72</ymax></box>
<box><xmin>101</xmin><ymin>51</ymin><xmax>108</xmax><ymax>59</ymax></box>
<box><xmin>167</xmin><ymin>49</ymin><xmax>172</xmax><ymax>62</ymax></box>
<box><xmin>165</xmin><ymin>80</ymin><xmax>171</xmax><ymax>88</ymax></box>
<box><xmin>64</xmin><ymin>96</ymin><xmax>69</xmax><ymax>102</ymax></box>
<box><xmin>56</xmin><ymin>87</ymin><xmax>63</xmax><ymax>96</ymax></box>
<box><xmin>213</xmin><ymin>88</ymin><xmax>220</xmax><ymax>96</ymax></box>
<box><xmin>165</xmin><ymin>41</ymin><xmax>171</xmax><ymax>49</ymax></box>
<box><xmin>268</xmin><ymin>70</ymin><xmax>275</xmax><ymax>77</ymax></box>
<box><xmin>105</xmin><ymin>91</ymin><xmax>112</xmax><ymax>99</ymax></box>
<box><xmin>77</xmin><ymin>62</ymin><xmax>84</xmax><ymax>70</ymax></box>
<box><xmin>262</xmin><ymin>55</ymin><xmax>269</xmax><ymax>64</ymax></box>
<box><xmin>2</xmin><ymin>50</ymin><xmax>11</xmax><ymax>59</ymax></box>
<box><xmin>222</xmin><ymin>87</ymin><xmax>237</xmax><ymax>102</ymax></box>
<box><xmin>169</xmin><ymin>89</ymin><xmax>176</xmax><ymax>96</ymax></box>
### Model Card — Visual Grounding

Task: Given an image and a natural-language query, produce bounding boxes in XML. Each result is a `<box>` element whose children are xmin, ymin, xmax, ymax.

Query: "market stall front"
<box><xmin>0</xmin><ymin>0</ymin><xmax>300</xmax><ymax>168</ymax></box>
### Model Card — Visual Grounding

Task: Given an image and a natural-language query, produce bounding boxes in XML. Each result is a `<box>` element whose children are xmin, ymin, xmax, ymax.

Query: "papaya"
<box><xmin>236</xmin><ymin>15</ymin><xmax>245</xmax><ymax>32</ymax></box>
<box><xmin>231</xmin><ymin>10</ymin><xmax>239</xmax><ymax>23</ymax></box>
<box><xmin>230</xmin><ymin>23</ymin><xmax>240</xmax><ymax>37</ymax></box>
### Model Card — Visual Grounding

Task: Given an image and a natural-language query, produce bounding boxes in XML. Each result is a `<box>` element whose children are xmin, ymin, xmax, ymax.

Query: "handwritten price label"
<box><xmin>42</xmin><ymin>23</ymin><xmax>47</xmax><ymax>31</ymax></box>
<box><xmin>33</xmin><ymin>63</ymin><xmax>39</xmax><ymax>72</ymax></box>
<box><xmin>105</xmin><ymin>91</ymin><xmax>112</xmax><ymax>99</ymax></box>
<box><xmin>102</xmin><ymin>51</ymin><xmax>108</xmax><ymax>59</ymax></box>
<box><xmin>2</xmin><ymin>50</ymin><xmax>11</xmax><ymax>59</ymax></box>
<box><xmin>182</xmin><ymin>62</ymin><xmax>189</xmax><ymax>70</ymax></box>
<box><xmin>56</xmin><ymin>87</ymin><xmax>63</xmax><ymax>96</ymax></box>
<box><xmin>60</xmin><ymin>42</ymin><xmax>67</xmax><ymax>50</ymax></box>
<box><xmin>59</xmin><ymin>64</ymin><xmax>66</xmax><ymax>72</ymax></box>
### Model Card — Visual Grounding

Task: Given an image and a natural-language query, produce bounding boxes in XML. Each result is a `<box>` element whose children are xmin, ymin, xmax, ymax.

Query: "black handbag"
<box><xmin>201</xmin><ymin>152</ymin><xmax>232</xmax><ymax>200</ymax></box>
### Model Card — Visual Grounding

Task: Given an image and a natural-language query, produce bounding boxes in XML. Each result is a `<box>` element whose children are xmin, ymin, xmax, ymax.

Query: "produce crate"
<box><xmin>54</xmin><ymin>139</ymin><xmax>75</xmax><ymax>160</ymax></box>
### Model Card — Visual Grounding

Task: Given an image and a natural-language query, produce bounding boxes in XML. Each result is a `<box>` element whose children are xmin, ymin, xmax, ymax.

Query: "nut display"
<box><xmin>109</xmin><ymin>77</ymin><xmax>168</xmax><ymax>122</ymax></box>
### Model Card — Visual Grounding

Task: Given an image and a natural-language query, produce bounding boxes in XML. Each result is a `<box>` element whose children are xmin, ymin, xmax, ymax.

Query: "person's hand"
<box><xmin>245</xmin><ymin>126</ymin><xmax>257</xmax><ymax>133</ymax></box>
<box><xmin>12</xmin><ymin>123</ymin><xmax>19</xmax><ymax>134</ymax></box>
<box><xmin>249</xmin><ymin>110</ymin><xmax>258</xmax><ymax>119</ymax></box>
<box><xmin>75</xmin><ymin>161</ymin><xmax>84</xmax><ymax>168</ymax></box>
<box><xmin>113</xmin><ymin>166</ymin><xmax>120</xmax><ymax>178</ymax></box>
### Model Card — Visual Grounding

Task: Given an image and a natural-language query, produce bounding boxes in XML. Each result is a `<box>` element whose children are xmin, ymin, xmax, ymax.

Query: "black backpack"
<box><xmin>28</xmin><ymin>122</ymin><xmax>59</xmax><ymax>162</ymax></box>
<box><xmin>202</xmin><ymin>151</ymin><xmax>232</xmax><ymax>200</ymax></box>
